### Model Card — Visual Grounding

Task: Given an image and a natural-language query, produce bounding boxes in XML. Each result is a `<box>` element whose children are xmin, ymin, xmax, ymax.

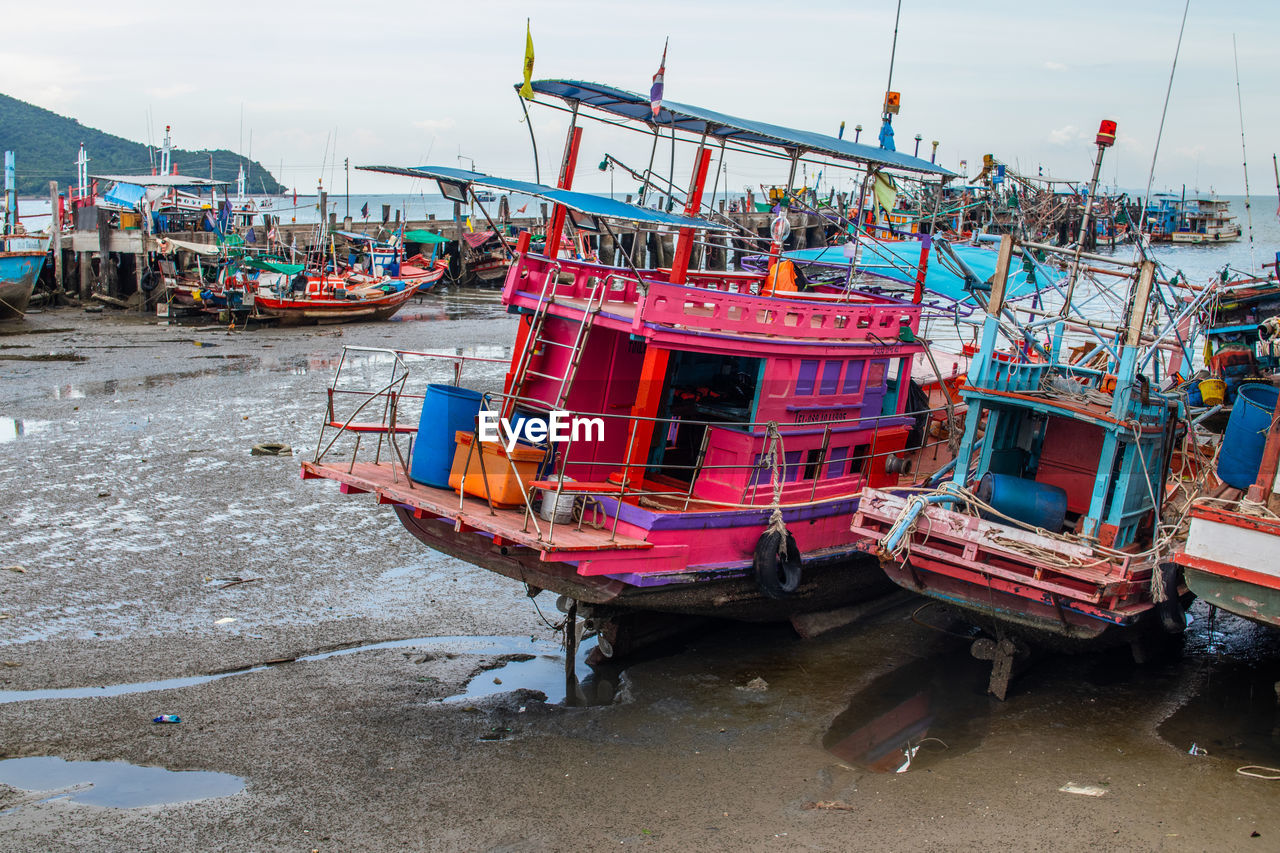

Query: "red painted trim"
<box><xmin>668</xmin><ymin>147</ymin><xmax>713</xmax><ymax>285</ymax></box>
<box><xmin>1176</xmin><ymin>552</ymin><xmax>1280</xmax><ymax>591</ymax></box>
<box><xmin>1189</xmin><ymin>504</ymin><xmax>1280</xmax><ymax>536</ymax></box>
<box><xmin>545</xmin><ymin>126</ymin><xmax>583</xmax><ymax>260</ymax></box>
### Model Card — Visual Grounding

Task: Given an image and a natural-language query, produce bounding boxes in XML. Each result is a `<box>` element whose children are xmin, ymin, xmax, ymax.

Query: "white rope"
<box><xmin>761</xmin><ymin>421</ymin><xmax>790</xmax><ymax>558</ymax></box>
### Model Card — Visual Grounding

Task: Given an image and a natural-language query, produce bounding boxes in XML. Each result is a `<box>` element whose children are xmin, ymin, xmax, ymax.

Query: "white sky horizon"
<box><xmin>4</xmin><ymin>1</ymin><xmax>1276</xmax><ymax>199</ymax></box>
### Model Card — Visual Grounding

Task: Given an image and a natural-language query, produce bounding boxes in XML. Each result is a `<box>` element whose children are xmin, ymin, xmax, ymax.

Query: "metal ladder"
<box><xmin>507</xmin><ymin>272</ymin><xmax>606</xmax><ymax>411</ymax></box>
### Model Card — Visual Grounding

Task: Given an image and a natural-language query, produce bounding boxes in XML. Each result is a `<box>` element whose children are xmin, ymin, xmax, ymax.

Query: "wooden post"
<box><xmin>78</xmin><ymin>252</ymin><xmax>90</xmax><ymax>297</ymax></box>
<box><xmin>1125</xmin><ymin>261</ymin><xmax>1156</xmax><ymax>347</ymax></box>
<box><xmin>453</xmin><ymin>201</ymin><xmax>467</xmax><ymax>282</ymax></box>
<box><xmin>989</xmin><ymin>234</ymin><xmax>1014</xmax><ymax>316</ymax></box>
<box><xmin>49</xmin><ymin>181</ymin><xmax>63</xmax><ymax>291</ymax></box>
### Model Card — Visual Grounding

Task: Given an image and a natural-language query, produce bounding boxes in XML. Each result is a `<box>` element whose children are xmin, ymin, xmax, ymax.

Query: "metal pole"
<box><xmin>517</xmin><ymin>92</ymin><xmax>542</xmax><ymax>185</ymax></box>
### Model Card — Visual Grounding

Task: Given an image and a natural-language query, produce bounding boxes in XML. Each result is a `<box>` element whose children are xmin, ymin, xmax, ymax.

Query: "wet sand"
<box><xmin>2</xmin><ymin>292</ymin><xmax>1279</xmax><ymax>851</ymax></box>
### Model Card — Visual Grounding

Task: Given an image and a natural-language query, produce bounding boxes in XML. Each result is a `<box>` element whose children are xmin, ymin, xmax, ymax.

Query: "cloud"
<box><xmin>1043</xmin><ymin>61</ymin><xmax>1068</xmax><ymax>72</ymax></box>
<box><xmin>1048</xmin><ymin>124</ymin><xmax>1079</xmax><ymax>145</ymax></box>
<box><xmin>412</xmin><ymin>118</ymin><xmax>457</xmax><ymax>131</ymax></box>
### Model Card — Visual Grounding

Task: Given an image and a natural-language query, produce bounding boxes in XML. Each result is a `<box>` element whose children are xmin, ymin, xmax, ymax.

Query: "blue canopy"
<box><xmin>784</xmin><ymin>241</ymin><xmax>1052</xmax><ymax>303</ymax></box>
<box><xmin>528</xmin><ymin>80</ymin><xmax>955</xmax><ymax>178</ymax></box>
<box><xmin>357</xmin><ymin>164</ymin><xmax>733</xmax><ymax>231</ymax></box>
<box><xmin>101</xmin><ymin>182</ymin><xmax>145</xmax><ymax>210</ymax></box>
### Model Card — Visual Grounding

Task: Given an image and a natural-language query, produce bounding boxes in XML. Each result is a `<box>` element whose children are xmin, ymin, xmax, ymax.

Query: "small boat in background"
<box><xmin>252</xmin><ymin>275</ymin><xmax>427</xmax><ymax>326</ymax></box>
<box><xmin>1172</xmin><ymin>196</ymin><xmax>1241</xmax><ymax>243</ymax></box>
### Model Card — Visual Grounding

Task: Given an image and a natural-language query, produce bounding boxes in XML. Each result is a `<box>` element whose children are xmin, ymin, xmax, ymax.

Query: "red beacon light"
<box><xmin>1096</xmin><ymin>120</ymin><xmax>1117</xmax><ymax>148</ymax></box>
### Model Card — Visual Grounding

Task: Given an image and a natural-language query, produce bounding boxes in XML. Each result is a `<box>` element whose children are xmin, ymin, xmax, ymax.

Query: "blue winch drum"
<box><xmin>975</xmin><ymin>472</ymin><xmax>1068</xmax><ymax>533</ymax></box>
<box><xmin>409</xmin><ymin>384</ymin><xmax>485</xmax><ymax>487</ymax></box>
<box><xmin>1216</xmin><ymin>383</ymin><xmax>1280</xmax><ymax>490</ymax></box>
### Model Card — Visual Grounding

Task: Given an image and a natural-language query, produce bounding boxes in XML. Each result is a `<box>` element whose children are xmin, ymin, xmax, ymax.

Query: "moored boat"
<box><xmin>851</xmin><ymin>123</ymin><xmax>1204</xmax><ymax>696</ymax></box>
<box><xmin>300</xmin><ymin>78</ymin><xmax>978</xmax><ymax>649</ymax></box>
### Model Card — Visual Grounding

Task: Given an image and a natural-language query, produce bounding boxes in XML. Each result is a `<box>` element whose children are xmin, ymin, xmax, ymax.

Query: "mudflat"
<box><xmin>1</xmin><ymin>294</ymin><xmax>1277</xmax><ymax>851</ymax></box>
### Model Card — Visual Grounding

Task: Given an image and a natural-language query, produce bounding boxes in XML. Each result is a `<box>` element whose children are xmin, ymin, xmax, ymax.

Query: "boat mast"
<box><xmin>1051</xmin><ymin>120</ymin><xmax>1115</xmax><ymax>360</ymax></box>
<box><xmin>1232</xmin><ymin>34</ymin><xmax>1256</xmax><ymax>268</ymax></box>
<box><xmin>879</xmin><ymin>0</ymin><xmax>903</xmax><ymax>151</ymax></box>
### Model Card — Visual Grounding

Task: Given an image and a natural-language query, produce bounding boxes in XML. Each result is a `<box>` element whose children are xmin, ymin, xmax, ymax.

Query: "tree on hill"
<box><xmin>0</xmin><ymin>91</ymin><xmax>285</xmax><ymax>196</ymax></box>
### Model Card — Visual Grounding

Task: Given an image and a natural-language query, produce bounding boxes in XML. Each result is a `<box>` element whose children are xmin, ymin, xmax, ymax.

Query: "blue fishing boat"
<box><xmin>0</xmin><ymin>245</ymin><xmax>45</xmax><ymax>320</ymax></box>
<box><xmin>851</xmin><ymin>122</ymin><xmax>1196</xmax><ymax>696</ymax></box>
<box><xmin>2</xmin><ymin>152</ymin><xmax>47</xmax><ymax>320</ymax></box>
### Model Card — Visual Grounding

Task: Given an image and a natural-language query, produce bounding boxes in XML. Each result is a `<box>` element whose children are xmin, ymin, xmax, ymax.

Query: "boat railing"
<box><xmin>504</xmin><ymin>251</ymin><xmax>931</xmax><ymax>344</ymax></box>
<box><xmin>637</xmin><ymin>279</ymin><xmax>922</xmax><ymax>341</ymax></box>
<box><xmin>314</xmin><ymin>346</ymin><xmax>509</xmax><ymax>479</ymax></box>
<box><xmin>311</xmin><ymin>340</ymin><xmax>962</xmax><ymax>547</ymax></box>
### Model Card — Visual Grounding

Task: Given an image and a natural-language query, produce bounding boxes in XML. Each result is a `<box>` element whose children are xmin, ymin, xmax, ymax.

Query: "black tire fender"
<box><xmin>753</xmin><ymin>529</ymin><xmax>802</xmax><ymax>599</ymax></box>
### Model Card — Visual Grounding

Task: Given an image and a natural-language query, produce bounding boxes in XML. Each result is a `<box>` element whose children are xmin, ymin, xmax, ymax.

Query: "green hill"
<box><xmin>0</xmin><ymin>91</ymin><xmax>284</xmax><ymax>196</ymax></box>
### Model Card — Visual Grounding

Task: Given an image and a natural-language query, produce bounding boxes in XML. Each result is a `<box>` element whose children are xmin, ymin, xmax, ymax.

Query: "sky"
<box><xmin>5</xmin><ymin>0</ymin><xmax>1277</xmax><ymax>198</ymax></box>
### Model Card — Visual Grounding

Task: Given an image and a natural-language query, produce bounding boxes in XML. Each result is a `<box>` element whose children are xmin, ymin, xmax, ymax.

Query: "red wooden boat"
<box><xmin>253</xmin><ymin>277</ymin><xmax>429</xmax><ymax>326</ymax></box>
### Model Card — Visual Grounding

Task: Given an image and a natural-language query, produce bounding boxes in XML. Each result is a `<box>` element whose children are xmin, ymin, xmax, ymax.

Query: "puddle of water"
<box><xmin>451</xmin><ymin>641</ymin><xmax>620</xmax><ymax>708</ymax></box>
<box><xmin>0</xmin><ymin>756</ymin><xmax>244</xmax><ymax>810</ymax></box>
<box><xmin>0</xmin><ymin>417</ymin><xmax>49</xmax><ymax>443</ymax></box>
<box><xmin>0</xmin><ymin>635</ymin><xmax>621</xmax><ymax>708</ymax></box>
<box><xmin>1158</xmin><ymin>657</ymin><xmax>1280</xmax><ymax>767</ymax></box>
<box><xmin>822</xmin><ymin>646</ymin><xmax>997</xmax><ymax>773</ymax></box>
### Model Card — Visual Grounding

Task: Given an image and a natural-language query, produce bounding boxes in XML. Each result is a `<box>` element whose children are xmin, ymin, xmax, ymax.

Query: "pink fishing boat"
<box><xmin>301</xmin><ymin>79</ymin><xmax>972</xmax><ymax>654</ymax></box>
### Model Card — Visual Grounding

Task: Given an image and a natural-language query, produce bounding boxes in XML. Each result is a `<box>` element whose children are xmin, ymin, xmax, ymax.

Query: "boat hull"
<box><xmin>853</xmin><ymin>489</ymin><xmax>1172</xmax><ymax>649</ymax></box>
<box><xmin>391</xmin><ymin>505</ymin><xmax>894</xmax><ymax>621</ymax></box>
<box><xmin>0</xmin><ymin>250</ymin><xmax>46</xmax><ymax>320</ymax></box>
<box><xmin>1171</xmin><ymin>228</ymin><xmax>1241</xmax><ymax>244</ymax></box>
<box><xmin>254</xmin><ymin>282</ymin><xmax>421</xmax><ymax>326</ymax></box>
<box><xmin>1177</xmin><ymin>506</ymin><xmax>1280</xmax><ymax>630</ymax></box>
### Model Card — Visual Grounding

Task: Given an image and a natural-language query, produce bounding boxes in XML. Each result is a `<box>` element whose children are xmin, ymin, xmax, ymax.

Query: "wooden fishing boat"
<box><xmin>0</xmin><ymin>248</ymin><xmax>45</xmax><ymax>320</ymax></box>
<box><xmin>851</xmin><ymin>123</ymin><xmax>1202</xmax><ymax>696</ymax></box>
<box><xmin>1176</xmin><ymin>321</ymin><xmax>1280</xmax><ymax>628</ymax></box>
<box><xmin>2</xmin><ymin>153</ymin><xmax>47</xmax><ymax>320</ymax></box>
<box><xmin>301</xmin><ymin>79</ymin><xmax>981</xmax><ymax>647</ymax></box>
<box><xmin>1171</xmin><ymin>196</ymin><xmax>1241</xmax><ymax>244</ymax></box>
<box><xmin>253</xmin><ymin>277</ymin><xmax>425</xmax><ymax>326</ymax></box>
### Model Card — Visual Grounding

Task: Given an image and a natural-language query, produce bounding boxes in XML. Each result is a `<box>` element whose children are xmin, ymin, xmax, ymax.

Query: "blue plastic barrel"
<box><xmin>1217</xmin><ymin>384</ymin><xmax>1280</xmax><ymax>490</ymax></box>
<box><xmin>409</xmin><ymin>384</ymin><xmax>485</xmax><ymax>487</ymax></box>
<box><xmin>976</xmin><ymin>472</ymin><xmax>1068</xmax><ymax>532</ymax></box>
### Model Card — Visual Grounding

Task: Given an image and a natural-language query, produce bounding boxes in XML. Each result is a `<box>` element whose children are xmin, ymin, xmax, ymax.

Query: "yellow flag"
<box><xmin>520</xmin><ymin>19</ymin><xmax>535</xmax><ymax>100</ymax></box>
<box><xmin>872</xmin><ymin>171</ymin><xmax>898</xmax><ymax>216</ymax></box>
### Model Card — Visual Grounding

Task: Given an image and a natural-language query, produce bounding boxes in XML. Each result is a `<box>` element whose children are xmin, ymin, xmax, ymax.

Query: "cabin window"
<box><xmin>841</xmin><ymin>362</ymin><xmax>863</xmax><ymax>395</ymax></box>
<box><xmin>784</xmin><ymin>450</ymin><xmax>803</xmax><ymax>482</ymax></box>
<box><xmin>819</xmin><ymin>361</ymin><xmax>842</xmax><ymax>395</ymax></box>
<box><xmin>648</xmin><ymin>350</ymin><xmax>764</xmax><ymax>485</ymax></box>
<box><xmin>849</xmin><ymin>443</ymin><xmax>871</xmax><ymax>476</ymax></box>
<box><xmin>867</xmin><ymin>360</ymin><xmax>888</xmax><ymax>390</ymax></box>
<box><xmin>825</xmin><ymin>446</ymin><xmax>851</xmax><ymax>478</ymax></box>
<box><xmin>803</xmin><ymin>448</ymin><xmax>824</xmax><ymax>480</ymax></box>
<box><xmin>796</xmin><ymin>360</ymin><xmax>819</xmax><ymax>395</ymax></box>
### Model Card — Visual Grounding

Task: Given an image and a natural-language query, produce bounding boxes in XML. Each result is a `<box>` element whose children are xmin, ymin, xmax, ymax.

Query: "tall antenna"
<box><xmin>1137</xmin><ymin>0</ymin><xmax>1191</xmax><ymax>244</ymax></box>
<box><xmin>1232</xmin><ymin>34</ymin><xmax>1256</xmax><ymax>269</ymax></box>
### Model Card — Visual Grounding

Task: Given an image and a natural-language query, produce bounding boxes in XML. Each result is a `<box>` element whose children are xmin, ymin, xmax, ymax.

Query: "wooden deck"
<box><xmin>301</xmin><ymin>460</ymin><xmax>653</xmax><ymax>554</ymax></box>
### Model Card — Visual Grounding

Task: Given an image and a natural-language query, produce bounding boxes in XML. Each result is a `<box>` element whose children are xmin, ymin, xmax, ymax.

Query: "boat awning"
<box><xmin>785</xmin><ymin>241</ymin><xmax>1054</xmax><ymax>303</ymax></box>
<box><xmin>92</xmin><ymin>174</ymin><xmax>230</xmax><ymax>187</ymax></box>
<box><xmin>102</xmin><ymin>182</ymin><xmax>146</xmax><ymax>210</ymax></box>
<box><xmin>527</xmin><ymin>80</ymin><xmax>955</xmax><ymax>178</ymax></box>
<box><xmin>332</xmin><ymin>230</ymin><xmax>379</xmax><ymax>243</ymax></box>
<box><xmin>462</xmin><ymin>230</ymin><xmax>497</xmax><ymax>248</ymax></box>
<box><xmin>242</xmin><ymin>258</ymin><xmax>305</xmax><ymax>275</ymax></box>
<box><xmin>155</xmin><ymin>237</ymin><xmax>222</xmax><ymax>257</ymax></box>
<box><xmin>403</xmin><ymin>229</ymin><xmax>449</xmax><ymax>244</ymax></box>
<box><xmin>358</xmin><ymin>164</ymin><xmax>733</xmax><ymax>231</ymax></box>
